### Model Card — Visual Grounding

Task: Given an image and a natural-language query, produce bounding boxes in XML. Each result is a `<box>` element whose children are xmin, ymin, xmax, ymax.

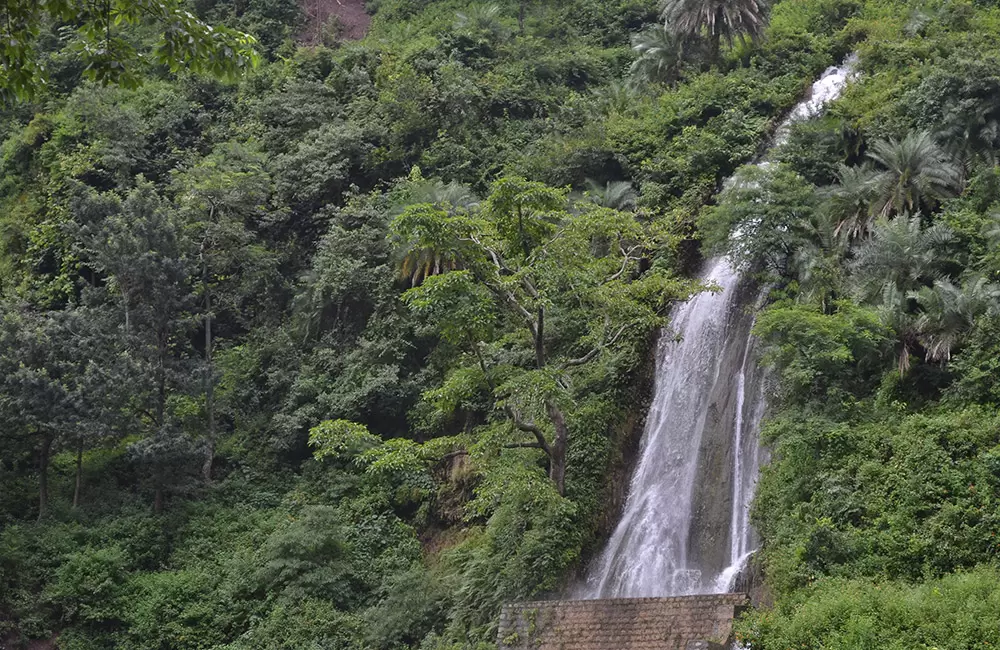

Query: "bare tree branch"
<box><xmin>560</xmin><ymin>322</ymin><xmax>631</xmax><ymax>369</ymax></box>
<box><xmin>504</xmin><ymin>442</ymin><xmax>546</xmax><ymax>450</ymax></box>
<box><xmin>604</xmin><ymin>243</ymin><xmax>643</xmax><ymax>283</ymax></box>
<box><xmin>473</xmin><ymin>343</ymin><xmax>551</xmax><ymax>456</ymax></box>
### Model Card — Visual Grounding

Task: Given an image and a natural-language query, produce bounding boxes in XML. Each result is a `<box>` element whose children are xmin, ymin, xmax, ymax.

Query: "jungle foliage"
<box><xmin>0</xmin><ymin>0</ymin><xmax>997</xmax><ymax>648</ymax></box>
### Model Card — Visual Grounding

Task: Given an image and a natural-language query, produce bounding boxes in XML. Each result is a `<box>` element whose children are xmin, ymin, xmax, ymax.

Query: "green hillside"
<box><xmin>0</xmin><ymin>1</ymin><xmax>998</xmax><ymax>648</ymax></box>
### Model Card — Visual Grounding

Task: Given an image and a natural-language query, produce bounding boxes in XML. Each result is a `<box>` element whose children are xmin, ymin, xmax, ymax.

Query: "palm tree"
<box><xmin>910</xmin><ymin>276</ymin><xmax>1000</xmax><ymax>362</ymax></box>
<box><xmin>628</xmin><ymin>26</ymin><xmax>682</xmax><ymax>87</ymax></box>
<box><xmin>866</xmin><ymin>131</ymin><xmax>962</xmax><ymax>218</ymax></box>
<box><xmin>876</xmin><ymin>283</ymin><xmax>921</xmax><ymax>374</ymax></box>
<box><xmin>938</xmin><ymin>104</ymin><xmax>1000</xmax><ymax>170</ymax></box>
<box><xmin>585</xmin><ymin>180</ymin><xmax>638</xmax><ymax>211</ymax></box>
<box><xmin>849</xmin><ymin>215</ymin><xmax>954</xmax><ymax>302</ymax></box>
<box><xmin>590</xmin><ymin>81</ymin><xmax>638</xmax><ymax>115</ymax></box>
<box><xmin>455</xmin><ymin>3</ymin><xmax>507</xmax><ymax>39</ymax></box>
<box><xmin>823</xmin><ymin>163</ymin><xmax>879</xmax><ymax>242</ymax></box>
<box><xmin>396</xmin><ymin>178</ymin><xmax>480</xmax><ymax>216</ymax></box>
<box><xmin>790</xmin><ymin>209</ymin><xmax>848</xmax><ymax>311</ymax></box>
<box><xmin>393</xmin><ymin>179</ymin><xmax>480</xmax><ymax>287</ymax></box>
<box><xmin>660</xmin><ymin>0</ymin><xmax>770</xmax><ymax>64</ymax></box>
<box><xmin>850</xmin><ymin>216</ymin><xmax>961</xmax><ymax>372</ymax></box>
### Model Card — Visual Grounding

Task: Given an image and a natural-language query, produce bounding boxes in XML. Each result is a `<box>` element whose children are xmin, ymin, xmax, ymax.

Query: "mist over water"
<box><xmin>584</xmin><ymin>58</ymin><xmax>857</xmax><ymax>599</ymax></box>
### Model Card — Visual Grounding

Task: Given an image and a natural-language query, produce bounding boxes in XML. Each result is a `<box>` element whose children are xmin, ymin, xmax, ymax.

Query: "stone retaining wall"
<box><xmin>497</xmin><ymin>593</ymin><xmax>748</xmax><ymax>650</ymax></box>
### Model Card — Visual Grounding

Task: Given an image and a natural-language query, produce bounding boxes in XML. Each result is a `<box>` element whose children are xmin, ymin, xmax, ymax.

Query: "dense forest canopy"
<box><xmin>0</xmin><ymin>0</ymin><xmax>998</xmax><ymax>648</ymax></box>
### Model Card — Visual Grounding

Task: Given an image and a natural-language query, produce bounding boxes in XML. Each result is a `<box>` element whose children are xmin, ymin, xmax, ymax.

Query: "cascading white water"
<box><xmin>585</xmin><ymin>57</ymin><xmax>857</xmax><ymax>599</ymax></box>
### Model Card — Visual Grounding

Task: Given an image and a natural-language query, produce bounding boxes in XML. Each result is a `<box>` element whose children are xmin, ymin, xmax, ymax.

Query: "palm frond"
<box><xmin>660</xmin><ymin>0</ymin><xmax>770</xmax><ymax>46</ymax></box>
<box><xmin>585</xmin><ymin>179</ymin><xmax>638</xmax><ymax>211</ymax></box>
<box><xmin>629</xmin><ymin>26</ymin><xmax>682</xmax><ymax>87</ymax></box>
<box><xmin>849</xmin><ymin>215</ymin><xmax>954</xmax><ymax>301</ymax></box>
<box><xmin>911</xmin><ymin>276</ymin><xmax>1000</xmax><ymax>361</ymax></box>
<box><xmin>866</xmin><ymin>131</ymin><xmax>962</xmax><ymax>217</ymax></box>
<box><xmin>455</xmin><ymin>3</ymin><xmax>506</xmax><ymax>37</ymax></box>
<box><xmin>823</xmin><ymin>163</ymin><xmax>879</xmax><ymax>241</ymax></box>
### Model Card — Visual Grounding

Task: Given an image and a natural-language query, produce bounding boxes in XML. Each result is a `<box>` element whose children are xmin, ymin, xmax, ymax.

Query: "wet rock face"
<box><xmin>686</xmin><ymin>274</ymin><xmax>766</xmax><ymax>585</ymax></box>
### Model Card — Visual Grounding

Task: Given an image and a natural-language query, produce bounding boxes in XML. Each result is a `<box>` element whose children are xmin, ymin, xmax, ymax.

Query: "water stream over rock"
<box><xmin>584</xmin><ymin>58</ymin><xmax>857</xmax><ymax>599</ymax></box>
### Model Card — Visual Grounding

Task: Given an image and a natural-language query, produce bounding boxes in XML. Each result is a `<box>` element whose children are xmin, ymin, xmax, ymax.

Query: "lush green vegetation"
<box><xmin>1</xmin><ymin>0</ymin><xmax>998</xmax><ymax>648</ymax></box>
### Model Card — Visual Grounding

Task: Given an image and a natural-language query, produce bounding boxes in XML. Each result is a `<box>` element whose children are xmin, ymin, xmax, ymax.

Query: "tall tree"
<box><xmin>173</xmin><ymin>143</ymin><xmax>278</xmax><ymax>481</ymax></box>
<box><xmin>392</xmin><ymin>176</ymin><xmax>684</xmax><ymax>494</ymax></box>
<box><xmin>81</xmin><ymin>183</ymin><xmax>196</xmax><ymax>512</ymax></box>
<box><xmin>0</xmin><ymin>305</ymin><xmax>125</xmax><ymax>517</ymax></box>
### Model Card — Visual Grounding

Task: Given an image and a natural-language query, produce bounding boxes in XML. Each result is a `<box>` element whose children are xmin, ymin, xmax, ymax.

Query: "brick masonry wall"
<box><xmin>497</xmin><ymin>594</ymin><xmax>748</xmax><ymax>650</ymax></box>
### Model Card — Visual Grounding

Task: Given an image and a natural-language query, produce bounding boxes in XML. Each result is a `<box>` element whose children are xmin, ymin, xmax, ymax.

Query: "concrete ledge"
<box><xmin>497</xmin><ymin>593</ymin><xmax>748</xmax><ymax>650</ymax></box>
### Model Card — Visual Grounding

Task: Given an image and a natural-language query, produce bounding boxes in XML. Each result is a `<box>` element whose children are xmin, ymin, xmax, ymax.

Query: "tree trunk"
<box><xmin>156</xmin><ymin>341</ymin><xmax>166</xmax><ymax>427</ymax></box>
<box><xmin>202</xmin><ymin>258</ymin><xmax>215</xmax><ymax>483</ymax></box>
<box><xmin>73</xmin><ymin>437</ymin><xmax>83</xmax><ymax>509</ymax></box>
<box><xmin>38</xmin><ymin>434</ymin><xmax>53</xmax><ymax>520</ymax></box>
<box><xmin>155</xmin><ymin>334</ymin><xmax>167</xmax><ymax>512</ymax></box>
<box><xmin>518</xmin><ymin>1</ymin><xmax>526</xmax><ymax>33</ymax></box>
<box><xmin>202</xmin><ymin>441</ymin><xmax>214</xmax><ymax>483</ymax></box>
<box><xmin>546</xmin><ymin>402</ymin><xmax>568</xmax><ymax>496</ymax></box>
<box><xmin>122</xmin><ymin>286</ymin><xmax>131</xmax><ymax>336</ymax></box>
<box><xmin>535</xmin><ymin>308</ymin><xmax>545</xmax><ymax>368</ymax></box>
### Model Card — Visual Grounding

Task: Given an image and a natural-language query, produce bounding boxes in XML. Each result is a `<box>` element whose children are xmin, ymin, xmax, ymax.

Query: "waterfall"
<box><xmin>584</xmin><ymin>58</ymin><xmax>857</xmax><ymax>599</ymax></box>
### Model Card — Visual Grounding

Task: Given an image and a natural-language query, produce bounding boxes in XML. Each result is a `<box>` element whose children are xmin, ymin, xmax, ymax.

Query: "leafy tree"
<box><xmin>257</xmin><ymin>506</ymin><xmax>361</xmax><ymax>606</ymax></box>
<box><xmin>393</xmin><ymin>176</ymin><xmax>682</xmax><ymax>494</ymax></box>
<box><xmin>0</xmin><ymin>0</ymin><xmax>259</xmax><ymax>101</ymax></box>
<box><xmin>270</xmin><ymin>121</ymin><xmax>370</xmax><ymax>233</ymax></box>
<box><xmin>754</xmin><ymin>300</ymin><xmax>892</xmax><ymax>403</ymax></box>
<box><xmin>173</xmin><ymin>143</ymin><xmax>279</xmax><ymax>480</ymax></box>
<box><xmin>700</xmin><ymin>163</ymin><xmax>819</xmax><ymax>273</ymax></box>
<box><xmin>81</xmin><ymin>184</ymin><xmax>197</xmax><ymax>511</ymax></box>
<box><xmin>0</xmin><ymin>305</ymin><xmax>126</xmax><ymax>518</ymax></box>
<box><xmin>391</xmin><ymin>173</ymin><xmax>481</xmax><ymax>287</ymax></box>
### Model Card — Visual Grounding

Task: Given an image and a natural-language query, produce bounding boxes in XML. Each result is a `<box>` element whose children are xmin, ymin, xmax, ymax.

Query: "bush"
<box><xmin>46</xmin><ymin>545</ymin><xmax>129</xmax><ymax>626</ymax></box>
<box><xmin>737</xmin><ymin>566</ymin><xmax>1000</xmax><ymax>649</ymax></box>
